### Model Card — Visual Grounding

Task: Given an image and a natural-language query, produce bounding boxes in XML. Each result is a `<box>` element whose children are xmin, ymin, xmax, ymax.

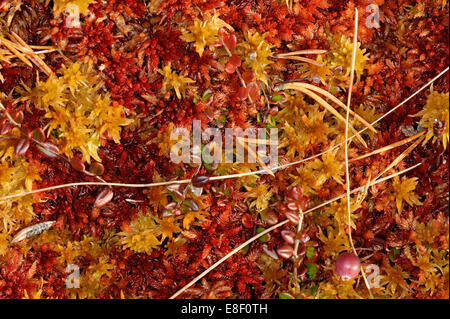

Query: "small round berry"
<box><xmin>335</xmin><ymin>252</ymin><xmax>361</xmax><ymax>280</ymax></box>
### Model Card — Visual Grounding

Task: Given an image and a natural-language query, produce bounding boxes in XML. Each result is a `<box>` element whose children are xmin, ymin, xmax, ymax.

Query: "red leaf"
<box><xmin>224</xmin><ymin>62</ymin><xmax>236</xmax><ymax>74</ymax></box>
<box><xmin>242</xmin><ymin>70</ymin><xmax>255</xmax><ymax>84</ymax></box>
<box><xmin>31</xmin><ymin>128</ymin><xmax>46</xmax><ymax>142</ymax></box>
<box><xmin>237</xmin><ymin>86</ymin><xmax>249</xmax><ymax>100</ymax></box>
<box><xmin>218</xmin><ymin>27</ymin><xmax>228</xmax><ymax>38</ymax></box>
<box><xmin>223</xmin><ymin>34</ymin><xmax>237</xmax><ymax>50</ymax></box>
<box><xmin>94</xmin><ymin>189</ymin><xmax>114</xmax><ymax>208</ymax></box>
<box><xmin>247</xmin><ymin>82</ymin><xmax>259</xmax><ymax>100</ymax></box>
<box><xmin>15</xmin><ymin>138</ymin><xmax>30</xmax><ymax>156</ymax></box>
<box><xmin>229</xmin><ymin>54</ymin><xmax>241</xmax><ymax>67</ymax></box>
<box><xmin>70</xmin><ymin>157</ymin><xmax>85</xmax><ymax>172</ymax></box>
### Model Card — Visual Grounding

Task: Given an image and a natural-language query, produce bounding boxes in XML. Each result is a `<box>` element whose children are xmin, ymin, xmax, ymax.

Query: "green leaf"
<box><xmin>272</xmin><ymin>94</ymin><xmax>283</xmax><ymax>102</ymax></box>
<box><xmin>389</xmin><ymin>248</ymin><xmax>401</xmax><ymax>262</ymax></box>
<box><xmin>311</xmin><ymin>284</ymin><xmax>319</xmax><ymax>295</ymax></box>
<box><xmin>256</xmin><ymin>227</ymin><xmax>269</xmax><ymax>242</ymax></box>
<box><xmin>241</xmin><ymin>244</ymin><xmax>249</xmax><ymax>255</ymax></box>
<box><xmin>306</xmin><ymin>246</ymin><xmax>315</xmax><ymax>259</ymax></box>
<box><xmin>201</xmin><ymin>90</ymin><xmax>212</xmax><ymax>101</ymax></box>
<box><xmin>306</xmin><ymin>262</ymin><xmax>317</xmax><ymax>279</ymax></box>
<box><xmin>279</xmin><ymin>292</ymin><xmax>294</xmax><ymax>299</ymax></box>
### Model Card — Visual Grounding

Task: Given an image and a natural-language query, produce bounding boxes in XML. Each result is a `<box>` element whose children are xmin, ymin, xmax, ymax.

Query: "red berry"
<box><xmin>335</xmin><ymin>252</ymin><xmax>361</xmax><ymax>280</ymax></box>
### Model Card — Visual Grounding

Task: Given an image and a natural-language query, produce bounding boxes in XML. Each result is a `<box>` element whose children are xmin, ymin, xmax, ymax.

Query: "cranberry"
<box><xmin>335</xmin><ymin>252</ymin><xmax>361</xmax><ymax>280</ymax></box>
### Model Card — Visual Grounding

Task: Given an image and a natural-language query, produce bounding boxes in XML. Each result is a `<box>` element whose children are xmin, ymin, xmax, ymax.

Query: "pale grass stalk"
<box><xmin>344</xmin><ymin>9</ymin><xmax>373</xmax><ymax>298</ymax></box>
<box><xmin>292</xmin><ymin>207</ymin><xmax>304</xmax><ymax>294</ymax></box>
<box><xmin>350</xmin><ymin>130</ymin><xmax>425</xmax><ymax>162</ymax></box>
<box><xmin>373</xmin><ymin>135</ymin><xmax>425</xmax><ymax>181</ymax></box>
<box><xmin>274</xmin><ymin>55</ymin><xmax>323</xmax><ymax>66</ymax></box>
<box><xmin>9</xmin><ymin>32</ymin><xmax>54</xmax><ymax>76</ymax></box>
<box><xmin>276</xmin><ymin>49</ymin><xmax>327</xmax><ymax>56</ymax></box>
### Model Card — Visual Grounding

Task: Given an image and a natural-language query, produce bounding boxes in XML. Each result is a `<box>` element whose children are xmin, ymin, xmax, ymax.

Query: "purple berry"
<box><xmin>335</xmin><ymin>252</ymin><xmax>361</xmax><ymax>280</ymax></box>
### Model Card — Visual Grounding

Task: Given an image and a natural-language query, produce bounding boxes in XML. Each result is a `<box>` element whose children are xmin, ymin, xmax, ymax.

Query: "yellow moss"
<box><xmin>310</xmin><ymin>150</ymin><xmax>345</xmax><ymax>187</ymax></box>
<box><xmin>389</xmin><ymin>176</ymin><xmax>421</xmax><ymax>213</ymax></box>
<box><xmin>237</xmin><ymin>31</ymin><xmax>274</xmax><ymax>85</ymax></box>
<box><xmin>326</xmin><ymin>197</ymin><xmax>360</xmax><ymax>231</ymax></box>
<box><xmin>380</xmin><ymin>260</ymin><xmax>411</xmax><ymax>298</ymax></box>
<box><xmin>245</xmin><ymin>184</ymin><xmax>274</xmax><ymax>212</ymax></box>
<box><xmin>326</xmin><ymin>34</ymin><xmax>370</xmax><ymax>84</ymax></box>
<box><xmin>180</xmin><ymin>11</ymin><xmax>233</xmax><ymax>57</ymax></box>
<box><xmin>0</xmin><ymin>151</ymin><xmax>41</xmax><ymax>235</ymax></box>
<box><xmin>353</xmin><ymin>104</ymin><xmax>380</xmax><ymax>139</ymax></box>
<box><xmin>118</xmin><ymin>211</ymin><xmax>186</xmax><ymax>254</ymax></box>
<box><xmin>52</xmin><ymin>0</ymin><xmax>96</xmax><ymax>15</ymax></box>
<box><xmin>18</xmin><ymin>62</ymin><xmax>133</xmax><ymax>163</ymax></box>
<box><xmin>0</xmin><ymin>231</ymin><xmax>8</xmax><ymax>256</ymax></box>
<box><xmin>158</xmin><ymin>63</ymin><xmax>196</xmax><ymax>99</ymax></box>
<box><xmin>317</xmin><ymin>226</ymin><xmax>349</xmax><ymax>258</ymax></box>
<box><xmin>412</xmin><ymin>86</ymin><xmax>449</xmax><ymax>149</ymax></box>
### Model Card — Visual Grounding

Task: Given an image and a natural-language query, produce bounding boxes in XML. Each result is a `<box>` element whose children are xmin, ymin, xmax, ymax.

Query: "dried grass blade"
<box><xmin>276</xmin><ymin>49</ymin><xmax>327</xmax><ymax>56</ymax></box>
<box><xmin>350</xmin><ymin>130</ymin><xmax>426</xmax><ymax>162</ymax></box>
<box><xmin>9</xmin><ymin>32</ymin><xmax>54</xmax><ymax>76</ymax></box>
<box><xmin>274</xmin><ymin>55</ymin><xmax>323</xmax><ymax>66</ymax></box>
<box><xmin>289</xmin><ymin>85</ymin><xmax>367</xmax><ymax>147</ymax></box>
<box><xmin>373</xmin><ymin>135</ymin><xmax>425</xmax><ymax>181</ymax></box>
<box><xmin>0</xmin><ymin>37</ymin><xmax>33</xmax><ymax>67</ymax></box>
<box><xmin>288</xmin><ymin>82</ymin><xmax>377</xmax><ymax>133</ymax></box>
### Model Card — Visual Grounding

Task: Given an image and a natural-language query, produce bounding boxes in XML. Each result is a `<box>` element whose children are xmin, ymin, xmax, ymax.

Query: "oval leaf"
<box><xmin>89</xmin><ymin>162</ymin><xmax>105</xmax><ymax>176</ymax></box>
<box><xmin>70</xmin><ymin>157</ymin><xmax>85</xmax><ymax>172</ymax></box>
<box><xmin>15</xmin><ymin>138</ymin><xmax>30</xmax><ymax>156</ymax></box>
<box><xmin>36</xmin><ymin>142</ymin><xmax>59</xmax><ymax>158</ymax></box>
<box><xmin>94</xmin><ymin>189</ymin><xmax>114</xmax><ymax>208</ymax></box>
